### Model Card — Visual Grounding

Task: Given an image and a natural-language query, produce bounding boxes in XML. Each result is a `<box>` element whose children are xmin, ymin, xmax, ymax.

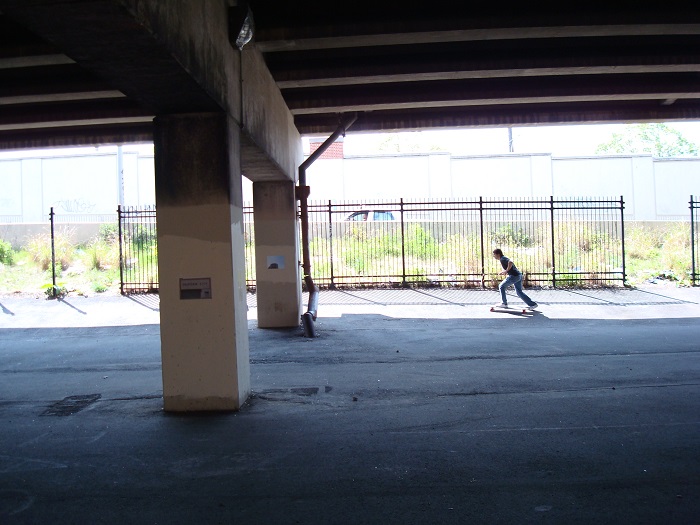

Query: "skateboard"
<box><xmin>490</xmin><ymin>305</ymin><xmax>528</xmax><ymax>314</ymax></box>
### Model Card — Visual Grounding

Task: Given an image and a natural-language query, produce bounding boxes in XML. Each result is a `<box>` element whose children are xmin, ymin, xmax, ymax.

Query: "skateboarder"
<box><xmin>493</xmin><ymin>248</ymin><xmax>538</xmax><ymax>310</ymax></box>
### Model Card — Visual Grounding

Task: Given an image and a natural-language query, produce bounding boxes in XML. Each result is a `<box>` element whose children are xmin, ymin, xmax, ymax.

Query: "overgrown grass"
<box><xmin>0</xmin><ymin>250</ymin><xmax>50</xmax><ymax>293</ymax></box>
<box><xmin>0</xmin><ymin>231</ymin><xmax>122</xmax><ymax>297</ymax></box>
<box><xmin>625</xmin><ymin>222</ymin><xmax>692</xmax><ymax>285</ymax></box>
<box><xmin>1</xmin><ymin>219</ymin><xmax>695</xmax><ymax>296</ymax></box>
<box><xmin>25</xmin><ymin>231</ymin><xmax>75</xmax><ymax>272</ymax></box>
<box><xmin>303</xmin><ymin>221</ymin><xmax>695</xmax><ymax>288</ymax></box>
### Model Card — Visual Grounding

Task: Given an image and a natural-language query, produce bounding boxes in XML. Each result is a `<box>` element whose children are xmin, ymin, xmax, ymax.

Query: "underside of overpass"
<box><xmin>2</xmin><ymin>2</ymin><xmax>700</xmax><ymax>146</ymax></box>
<box><xmin>1</xmin><ymin>1</ymin><xmax>699</xmax><ymax>410</ymax></box>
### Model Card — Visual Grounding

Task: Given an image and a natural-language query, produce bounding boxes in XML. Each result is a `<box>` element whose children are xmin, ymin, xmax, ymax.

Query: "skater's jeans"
<box><xmin>499</xmin><ymin>274</ymin><xmax>536</xmax><ymax>307</ymax></box>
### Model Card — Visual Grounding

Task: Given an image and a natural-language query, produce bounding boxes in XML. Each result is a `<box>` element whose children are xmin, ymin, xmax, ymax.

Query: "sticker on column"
<box><xmin>267</xmin><ymin>255</ymin><xmax>285</xmax><ymax>270</ymax></box>
<box><xmin>180</xmin><ymin>278</ymin><xmax>212</xmax><ymax>299</ymax></box>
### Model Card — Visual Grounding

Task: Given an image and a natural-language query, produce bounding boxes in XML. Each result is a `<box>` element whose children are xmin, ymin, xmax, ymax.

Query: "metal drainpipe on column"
<box><xmin>297</xmin><ymin>113</ymin><xmax>357</xmax><ymax>337</ymax></box>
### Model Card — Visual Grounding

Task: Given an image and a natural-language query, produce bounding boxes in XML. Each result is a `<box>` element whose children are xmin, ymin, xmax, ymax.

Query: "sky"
<box><xmin>0</xmin><ymin>143</ymin><xmax>154</xmax><ymax>160</ymax></box>
<box><xmin>340</xmin><ymin>121</ymin><xmax>700</xmax><ymax>157</ymax></box>
<box><xmin>2</xmin><ymin>121</ymin><xmax>700</xmax><ymax>160</ymax></box>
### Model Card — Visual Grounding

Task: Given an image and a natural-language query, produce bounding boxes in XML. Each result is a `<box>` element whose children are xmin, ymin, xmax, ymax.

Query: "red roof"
<box><xmin>309</xmin><ymin>141</ymin><xmax>344</xmax><ymax>159</ymax></box>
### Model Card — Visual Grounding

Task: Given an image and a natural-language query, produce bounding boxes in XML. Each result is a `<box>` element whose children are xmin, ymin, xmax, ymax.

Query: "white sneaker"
<box><xmin>497</xmin><ymin>303</ymin><xmax>508</xmax><ymax>308</ymax></box>
<box><xmin>527</xmin><ymin>303</ymin><xmax>538</xmax><ymax>310</ymax></box>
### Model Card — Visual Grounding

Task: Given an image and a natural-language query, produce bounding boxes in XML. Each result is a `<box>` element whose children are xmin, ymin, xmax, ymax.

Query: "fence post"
<box><xmin>400</xmin><ymin>198</ymin><xmax>406</xmax><ymax>287</ymax></box>
<box><xmin>49</xmin><ymin>207</ymin><xmax>56</xmax><ymax>297</ymax></box>
<box><xmin>117</xmin><ymin>205</ymin><xmax>125</xmax><ymax>295</ymax></box>
<box><xmin>479</xmin><ymin>196</ymin><xmax>485</xmax><ymax>287</ymax></box>
<box><xmin>550</xmin><ymin>196</ymin><xmax>556</xmax><ymax>288</ymax></box>
<box><xmin>328</xmin><ymin>200</ymin><xmax>335</xmax><ymax>289</ymax></box>
<box><xmin>620</xmin><ymin>195</ymin><xmax>627</xmax><ymax>285</ymax></box>
<box><xmin>691</xmin><ymin>196</ymin><xmax>696</xmax><ymax>286</ymax></box>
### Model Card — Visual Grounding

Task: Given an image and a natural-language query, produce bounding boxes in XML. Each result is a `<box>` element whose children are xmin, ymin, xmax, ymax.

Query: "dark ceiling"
<box><xmin>1</xmin><ymin>2</ymin><xmax>700</xmax><ymax>148</ymax></box>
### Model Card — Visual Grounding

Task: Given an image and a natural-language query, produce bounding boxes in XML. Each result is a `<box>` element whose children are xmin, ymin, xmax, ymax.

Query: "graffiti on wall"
<box><xmin>52</xmin><ymin>198</ymin><xmax>96</xmax><ymax>214</ymax></box>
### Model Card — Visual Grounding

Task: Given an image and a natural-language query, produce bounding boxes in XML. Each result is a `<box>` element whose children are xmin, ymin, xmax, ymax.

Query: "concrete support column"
<box><xmin>253</xmin><ymin>181</ymin><xmax>301</xmax><ymax>328</ymax></box>
<box><xmin>154</xmin><ymin>113</ymin><xmax>250</xmax><ymax>411</ymax></box>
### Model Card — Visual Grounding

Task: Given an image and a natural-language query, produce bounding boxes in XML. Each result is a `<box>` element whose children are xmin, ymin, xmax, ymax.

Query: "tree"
<box><xmin>377</xmin><ymin>133</ymin><xmax>447</xmax><ymax>153</ymax></box>
<box><xmin>595</xmin><ymin>123</ymin><xmax>698</xmax><ymax>157</ymax></box>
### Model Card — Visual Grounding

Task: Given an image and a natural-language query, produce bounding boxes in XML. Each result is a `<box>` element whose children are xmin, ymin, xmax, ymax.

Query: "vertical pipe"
<box><xmin>298</xmin><ymin>113</ymin><xmax>357</xmax><ymax>335</ymax></box>
<box><xmin>118</xmin><ymin>205</ymin><xmax>125</xmax><ymax>295</ymax></box>
<box><xmin>50</xmin><ymin>207</ymin><xmax>56</xmax><ymax>297</ymax></box>
<box><xmin>299</xmin><ymin>188</ymin><xmax>312</xmax><ymax>280</ymax></box>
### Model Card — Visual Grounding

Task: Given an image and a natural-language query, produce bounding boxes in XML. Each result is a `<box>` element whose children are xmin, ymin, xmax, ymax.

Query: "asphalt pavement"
<box><xmin>1</xmin><ymin>285</ymin><xmax>699</xmax><ymax>524</ymax></box>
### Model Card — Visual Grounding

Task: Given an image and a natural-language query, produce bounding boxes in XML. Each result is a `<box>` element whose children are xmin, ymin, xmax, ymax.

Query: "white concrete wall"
<box><xmin>451</xmin><ymin>154</ymin><xmax>548</xmax><ymax>198</ymax></box>
<box><xmin>0</xmin><ymin>160</ymin><xmax>23</xmax><ymax>222</ymax></box>
<box><xmin>653</xmin><ymin>158</ymin><xmax>700</xmax><ymax>219</ymax></box>
<box><xmin>41</xmin><ymin>155</ymin><xmax>118</xmax><ymax>221</ymax></box>
<box><xmin>300</xmin><ymin>152</ymin><xmax>700</xmax><ymax>220</ymax></box>
<box><xmin>0</xmin><ymin>146</ymin><xmax>155</xmax><ymax>224</ymax></box>
<box><xmin>3</xmin><ymin>147</ymin><xmax>700</xmax><ymax>225</ymax></box>
<box><xmin>306</xmin><ymin>158</ymin><xmax>343</xmax><ymax>202</ymax></box>
<box><xmin>553</xmin><ymin>156</ymin><xmax>635</xmax><ymax>212</ymax></box>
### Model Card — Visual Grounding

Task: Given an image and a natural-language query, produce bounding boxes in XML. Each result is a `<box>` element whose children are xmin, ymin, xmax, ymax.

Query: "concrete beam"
<box><xmin>294</xmin><ymin>99</ymin><xmax>700</xmax><ymax>135</ymax></box>
<box><xmin>240</xmin><ymin>47</ymin><xmax>303</xmax><ymax>182</ymax></box>
<box><xmin>0</xmin><ymin>0</ymin><xmax>220</xmax><ymax>113</ymax></box>
<box><xmin>119</xmin><ymin>0</ymin><xmax>302</xmax><ymax>182</ymax></box>
<box><xmin>0</xmin><ymin>122</ymin><xmax>153</xmax><ymax>149</ymax></box>
<box><xmin>0</xmin><ymin>0</ymin><xmax>302</xmax><ymax>180</ymax></box>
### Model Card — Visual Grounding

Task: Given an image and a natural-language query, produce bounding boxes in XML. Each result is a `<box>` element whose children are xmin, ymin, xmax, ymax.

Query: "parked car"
<box><xmin>344</xmin><ymin>210</ymin><xmax>398</xmax><ymax>222</ymax></box>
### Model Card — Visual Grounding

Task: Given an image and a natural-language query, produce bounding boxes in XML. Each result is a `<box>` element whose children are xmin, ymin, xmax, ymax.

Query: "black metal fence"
<box><xmin>244</xmin><ymin>205</ymin><xmax>256</xmax><ymax>289</ymax></box>
<box><xmin>692</xmin><ymin>196</ymin><xmax>700</xmax><ymax>286</ymax></box>
<box><xmin>116</xmin><ymin>197</ymin><xmax>626</xmax><ymax>293</ymax></box>
<box><xmin>300</xmin><ymin>197</ymin><xmax>626</xmax><ymax>288</ymax></box>
<box><xmin>118</xmin><ymin>205</ymin><xmax>158</xmax><ymax>294</ymax></box>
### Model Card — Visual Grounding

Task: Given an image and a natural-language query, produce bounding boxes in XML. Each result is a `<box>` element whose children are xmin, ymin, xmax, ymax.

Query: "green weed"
<box><xmin>25</xmin><ymin>231</ymin><xmax>75</xmax><ymax>272</ymax></box>
<box><xmin>0</xmin><ymin>239</ymin><xmax>14</xmax><ymax>265</ymax></box>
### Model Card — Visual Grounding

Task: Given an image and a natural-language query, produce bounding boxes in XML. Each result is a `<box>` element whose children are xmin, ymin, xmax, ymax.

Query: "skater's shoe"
<box><xmin>527</xmin><ymin>303</ymin><xmax>538</xmax><ymax>310</ymax></box>
<box><xmin>496</xmin><ymin>303</ymin><xmax>508</xmax><ymax>308</ymax></box>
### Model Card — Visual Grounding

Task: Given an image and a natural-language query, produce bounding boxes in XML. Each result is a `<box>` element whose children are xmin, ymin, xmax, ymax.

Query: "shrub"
<box><xmin>491</xmin><ymin>224</ymin><xmax>533</xmax><ymax>248</ymax></box>
<box><xmin>625</xmin><ymin>225</ymin><xmax>663</xmax><ymax>260</ymax></box>
<box><xmin>625</xmin><ymin>222</ymin><xmax>692</xmax><ymax>285</ymax></box>
<box><xmin>403</xmin><ymin>224</ymin><xmax>439</xmax><ymax>259</ymax></box>
<box><xmin>0</xmin><ymin>239</ymin><xmax>14</xmax><ymax>265</ymax></box>
<box><xmin>99</xmin><ymin>223</ymin><xmax>119</xmax><ymax>243</ymax></box>
<box><xmin>660</xmin><ymin>223</ymin><xmax>691</xmax><ymax>281</ymax></box>
<box><xmin>42</xmin><ymin>282</ymin><xmax>68</xmax><ymax>299</ymax></box>
<box><xmin>130</xmin><ymin>225</ymin><xmax>157</xmax><ymax>250</ymax></box>
<box><xmin>377</xmin><ymin>231</ymin><xmax>402</xmax><ymax>257</ymax></box>
<box><xmin>85</xmin><ymin>238</ymin><xmax>120</xmax><ymax>271</ymax></box>
<box><xmin>343</xmin><ymin>250</ymin><xmax>367</xmax><ymax>274</ymax></box>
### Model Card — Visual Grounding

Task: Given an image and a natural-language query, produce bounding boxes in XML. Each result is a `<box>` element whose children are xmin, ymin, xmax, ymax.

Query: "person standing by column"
<box><xmin>493</xmin><ymin>248</ymin><xmax>538</xmax><ymax>309</ymax></box>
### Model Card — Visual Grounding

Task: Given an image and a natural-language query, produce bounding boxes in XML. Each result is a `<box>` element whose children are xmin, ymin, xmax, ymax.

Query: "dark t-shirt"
<box><xmin>500</xmin><ymin>256</ymin><xmax>521</xmax><ymax>276</ymax></box>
